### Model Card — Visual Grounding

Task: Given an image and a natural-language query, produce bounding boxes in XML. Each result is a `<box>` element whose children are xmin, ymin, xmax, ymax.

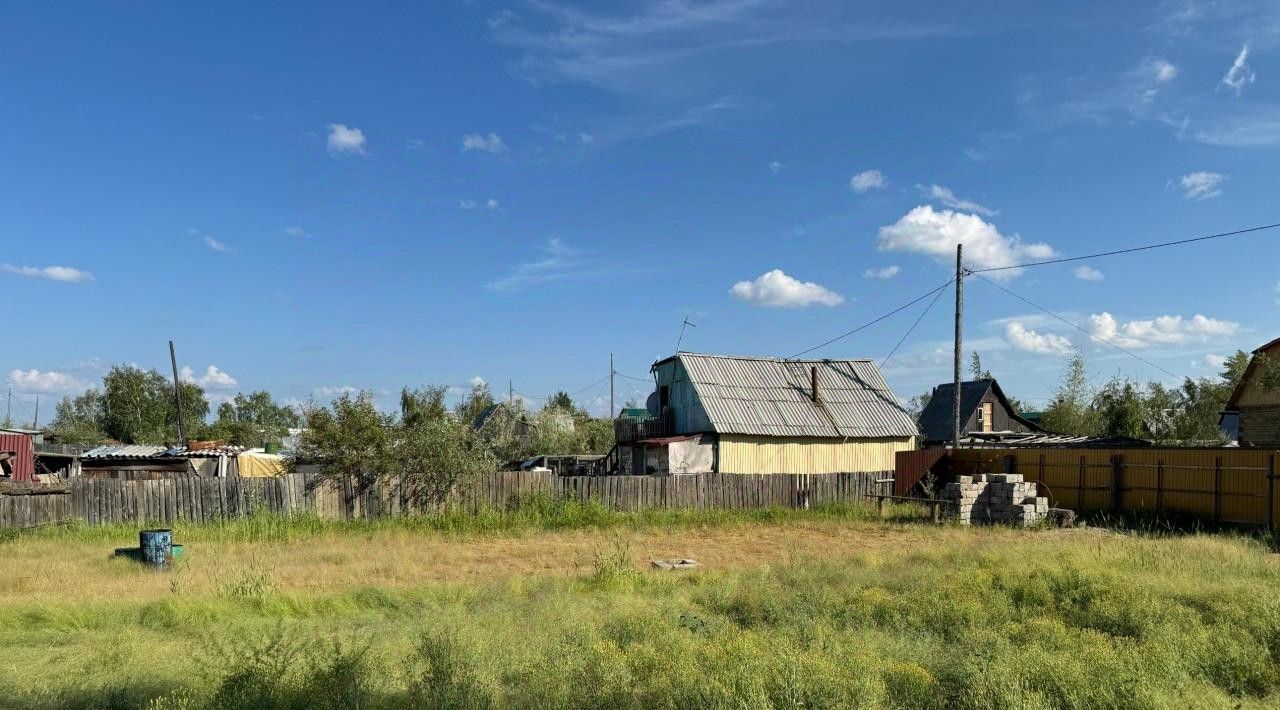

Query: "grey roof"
<box><xmin>918</xmin><ymin>379</ymin><xmax>1042</xmax><ymax>443</ymax></box>
<box><xmin>82</xmin><ymin>445</ymin><xmax>173</xmax><ymax>459</ymax></box>
<box><xmin>82</xmin><ymin>444</ymin><xmax>245</xmax><ymax>459</ymax></box>
<box><xmin>670</xmin><ymin>353</ymin><xmax>917</xmax><ymax>439</ymax></box>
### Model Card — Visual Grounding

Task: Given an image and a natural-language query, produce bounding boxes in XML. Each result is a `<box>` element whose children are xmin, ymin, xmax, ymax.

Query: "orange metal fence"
<box><xmin>947</xmin><ymin>447</ymin><xmax>1278</xmax><ymax>529</ymax></box>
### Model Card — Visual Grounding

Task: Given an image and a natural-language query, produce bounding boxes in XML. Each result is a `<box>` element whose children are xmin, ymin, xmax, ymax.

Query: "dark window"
<box><xmin>659</xmin><ymin>385</ymin><xmax>670</xmax><ymax>410</ymax></box>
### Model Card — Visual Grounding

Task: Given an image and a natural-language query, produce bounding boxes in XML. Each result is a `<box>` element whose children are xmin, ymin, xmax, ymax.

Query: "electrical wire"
<box><xmin>879</xmin><ymin>281</ymin><xmax>949</xmax><ymax>369</ymax></box>
<box><xmin>971</xmin><ymin>273</ymin><xmax>1179</xmax><ymax>379</ymax></box>
<box><xmin>789</xmin><ymin>279</ymin><xmax>954</xmax><ymax>359</ymax></box>
<box><xmin>968</xmin><ymin>221</ymin><xmax>1280</xmax><ymax>275</ymax></box>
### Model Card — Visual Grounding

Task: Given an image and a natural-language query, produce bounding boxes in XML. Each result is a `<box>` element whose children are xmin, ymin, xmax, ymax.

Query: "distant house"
<box><xmin>917</xmin><ymin>379</ymin><xmax>1043</xmax><ymax>446</ymax></box>
<box><xmin>1223</xmin><ymin>337</ymin><xmax>1280</xmax><ymax>447</ymax></box>
<box><xmin>612</xmin><ymin>352</ymin><xmax>917</xmax><ymax>475</ymax></box>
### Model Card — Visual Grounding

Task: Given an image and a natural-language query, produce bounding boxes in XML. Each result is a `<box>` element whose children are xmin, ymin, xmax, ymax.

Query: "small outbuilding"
<box><xmin>1223</xmin><ymin>337</ymin><xmax>1280</xmax><ymax>447</ymax></box>
<box><xmin>917</xmin><ymin>379</ymin><xmax>1043</xmax><ymax>446</ymax></box>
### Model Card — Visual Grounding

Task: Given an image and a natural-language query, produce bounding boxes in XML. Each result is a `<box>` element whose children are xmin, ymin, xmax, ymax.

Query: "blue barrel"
<box><xmin>139</xmin><ymin>529</ymin><xmax>173</xmax><ymax>567</ymax></box>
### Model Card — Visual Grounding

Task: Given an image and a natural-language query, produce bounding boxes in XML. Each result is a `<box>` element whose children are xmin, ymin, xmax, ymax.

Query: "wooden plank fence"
<box><xmin>948</xmin><ymin>447</ymin><xmax>1279</xmax><ymax>530</ymax></box>
<box><xmin>0</xmin><ymin>471</ymin><xmax>892</xmax><ymax>528</ymax></box>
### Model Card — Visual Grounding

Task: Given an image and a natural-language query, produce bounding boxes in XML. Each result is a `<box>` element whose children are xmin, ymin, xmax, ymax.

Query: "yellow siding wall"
<box><xmin>718</xmin><ymin>435</ymin><xmax>915</xmax><ymax>474</ymax></box>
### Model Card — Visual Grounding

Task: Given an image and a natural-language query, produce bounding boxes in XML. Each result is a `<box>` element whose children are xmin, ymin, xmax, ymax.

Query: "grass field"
<box><xmin>1</xmin><ymin>500</ymin><xmax>1278</xmax><ymax>709</ymax></box>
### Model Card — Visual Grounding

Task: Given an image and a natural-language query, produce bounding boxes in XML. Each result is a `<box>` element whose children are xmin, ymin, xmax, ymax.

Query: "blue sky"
<box><xmin>3</xmin><ymin>0</ymin><xmax>1279</xmax><ymax>420</ymax></box>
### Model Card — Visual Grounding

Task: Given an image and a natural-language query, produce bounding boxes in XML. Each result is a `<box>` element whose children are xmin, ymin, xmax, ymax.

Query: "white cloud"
<box><xmin>2</xmin><ymin>264</ymin><xmax>94</xmax><ymax>283</ymax></box>
<box><xmin>179</xmin><ymin>364</ymin><xmax>239</xmax><ymax>389</ymax></box>
<box><xmin>1222</xmin><ymin>43</ymin><xmax>1257</xmax><ymax>96</ymax></box>
<box><xmin>469</xmin><ymin>376</ymin><xmax>487</xmax><ymax>388</ymax></box>
<box><xmin>462</xmin><ymin>132</ymin><xmax>507</xmax><ymax>154</ymax></box>
<box><xmin>203</xmin><ymin>235</ymin><xmax>231</xmax><ymax>253</ymax></box>
<box><xmin>1088</xmin><ymin>312</ymin><xmax>1239</xmax><ymax>349</ymax></box>
<box><xmin>769</xmin><ymin>160</ymin><xmax>783</xmax><ymax>174</ymax></box>
<box><xmin>327</xmin><ymin>123</ymin><xmax>368</xmax><ymax>155</ymax></box>
<box><xmin>1148</xmin><ymin>58</ymin><xmax>1178</xmax><ymax>83</ymax></box>
<box><xmin>460</xmin><ymin>198</ymin><xmax>500</xmax><ymax>211</ymax></box>
<box><xmin>459</xmin><ymin>199</ymin><xmax>478</xmax><ymax>210</ymax></box>
<box><xmin>486</xmin><ymin>198</ymin><xmax>500</xmax><ymax>210</ymax></box>
<box><xmin>405</xmin><ymin>138</ymin><xmax>424</xmax><ymax>150</ymax></box>
<box><xmin>7</xmin><ymin>368</ymin><xmax>86</xmax><ymax>395</ymax></box>
<box><xmin>863</xmin><ymin>265</ymin><xmax>900</xmax><ymax>280</ymax></box>
<box><xmin>1004</xmin><ymin>322</ymin><xmax>1074</xmax><ymax>356</ymax></box>
<box><xmin>1073</xmin><ymin>265</ymin><xmax>1105</xmax><ymax>281</ymax></box>
<box><xmin>314</xmin><ymin>385</ymin><xmax>361</xmax><ymax>397</ymax></box>
<box><xmin>1197</xmin><ymin>353</ymin><xmax>1227</xmax><ymax>369</ymax></box>
<box><xmin>578</xmin><ymin>132</ymin><xmax>595</xmax><ymax>144</ymax></box>
<box><xmin>284</xmin><ymin>225</ymin><xmax>309</xmax><ymax>238</ymax></box>
<box><xmin>849</xmin><ymin>169</ymin><xmax>887</xmax><ymax>193</ymax></box>
<box><xmin>916</xmin><ymin>184</ymin><xmax>998</xmax><ymax>217</ymax></box>
<box><xmin>1177</xmin><ymin>171</ymin><xmax>1226</xmax><ymax>200</ymax></box>
<box><xmin>877</xmin><ymin>206</ymin><xmax>1055</xmax><ymax>278</ymax></box>
<box><xmin>729</xmin><ymin>269</ymin><xmax>844</xmax><ymax>308</ymax></box>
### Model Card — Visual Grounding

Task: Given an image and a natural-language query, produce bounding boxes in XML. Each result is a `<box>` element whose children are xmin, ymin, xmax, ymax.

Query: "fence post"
<box><xmin>1268</xmin><ymin>453</ymin><xmax>1275</xmax><ymax>532</ymax></box>
<box><xmin>1156</xmin><ymin>459</ymin><xmax>1164</xmax><ymax>515</ymax></box>
<box><xmin>1077</xmin><ymin>456</ymin><xmax>1086</xmax><ymax>510</ymax></box>
<box><xmin>1213</xmin><ymin>456</ymin><xmax>1222</xmax><ymax>523</ymax></box>
<box><xmin>1110</xmin><ymin>455</ymin><xmax>1123</xmax><ymax>513</ymax></box>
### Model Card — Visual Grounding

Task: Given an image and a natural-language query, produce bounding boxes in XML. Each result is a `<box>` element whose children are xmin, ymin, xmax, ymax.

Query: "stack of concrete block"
<box><xmin>942</xmin><ymin>473</ymin><xmax>1050</xmax><ymax>527</ymax></box>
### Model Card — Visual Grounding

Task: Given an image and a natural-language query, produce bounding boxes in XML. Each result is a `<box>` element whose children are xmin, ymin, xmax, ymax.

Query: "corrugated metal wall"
<box><xmin>719</xmin><ymin>435</ymin><xmax>914</xmax><ymax>474</ymax></box>
<box><xmin>0</xmin><ymin>434</ymin><xmax>35</xmax><ymax>482</ymax></box>
<box><xmin>949</xmin><ymin>447</ymin><xmax>1277</xmax><ymax>528</ymax></box>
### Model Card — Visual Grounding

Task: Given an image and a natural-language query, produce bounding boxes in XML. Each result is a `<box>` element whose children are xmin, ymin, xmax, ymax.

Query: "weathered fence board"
<box><xmin>0</xmin><ymin>470</ymin><xmax>892</xmax><ymax>528</ymax></box>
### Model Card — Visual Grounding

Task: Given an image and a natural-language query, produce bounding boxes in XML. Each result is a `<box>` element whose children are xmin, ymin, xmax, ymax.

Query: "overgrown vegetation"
<box><xmin>0</xmin><ymin>513</ymin><xmax>1276</xmax><ymax>709</ymax></box>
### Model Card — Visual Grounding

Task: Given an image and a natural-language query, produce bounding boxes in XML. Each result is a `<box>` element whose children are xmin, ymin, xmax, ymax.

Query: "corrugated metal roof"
<box><xmin>671</xmin><ymin>353</ymin><xmax>917</xmax><ymax>439</ymax></box>
<box><xmin>82</xmin><ymin>444</ymin><xmax>246</xmax><ymax>459</ymax></box>
<box><xmin>82</xmin><ymin>445</ymin><xmax>173</xmax><ymax>459</ymax></box>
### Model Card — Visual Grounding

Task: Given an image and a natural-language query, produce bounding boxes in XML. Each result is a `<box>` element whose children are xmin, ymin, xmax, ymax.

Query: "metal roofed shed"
<box><xmin>609</xmin><ymin>352</ymin><xmax>917</xmax><ymax>475</ymax></box>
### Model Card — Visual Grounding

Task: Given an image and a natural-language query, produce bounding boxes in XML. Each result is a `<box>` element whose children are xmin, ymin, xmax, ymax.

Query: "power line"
<box><xmin>789</xmin><ymin>279</ymin><xmax>954</xmax><ymax>359</ymax></box>
<box><xmin>971</xmin><ymin>273</ymin><xmax>1178</xmax><ymax>379</ymax></box>
<box><xmin>880</xmin><ymin>281</ymin><xmax>949</xmax><ymax>369</ymax></box>
<box><xmin>969</xmin><ymin>221</ymin><xmax>1280</xmax><ymax>275</ymax></box>
<box><xmin>614</xmin><ymin>372</ymin><xmax>652</xmax><ymax>384</ymax></box>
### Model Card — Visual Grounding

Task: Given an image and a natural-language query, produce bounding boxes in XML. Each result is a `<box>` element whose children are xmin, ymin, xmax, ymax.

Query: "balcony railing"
<box><xmin>614</xmin><ymin>412</ymin><xmax>675</xmax><ymax>443</ymax></box>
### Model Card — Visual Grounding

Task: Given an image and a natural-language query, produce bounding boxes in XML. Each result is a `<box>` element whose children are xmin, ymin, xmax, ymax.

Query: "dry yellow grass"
<box><xmin>0</xmin><ymin>517</ymin><xmax>952</xmax><ymax>602</ymax></box>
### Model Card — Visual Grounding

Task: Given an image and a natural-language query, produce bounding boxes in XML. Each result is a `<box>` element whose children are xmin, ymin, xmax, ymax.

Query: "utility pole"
<box><xmin>610</xmin><ymin>353</ymin><xmax>615</xmax><ymax>419</ymax></box>
<box><xmin>4</xmin><ymin>386</ymin><xmax>11</xmax><ymax>426</ymax></box>
<box><xmin>32</xmin><ymin>397</ymin><xmax>39</xmax><ymax>429</ymax></box>
<box><xmin>953</xmin><ymin>244</ymin><xmax>964</xmax><ymax>447</ymax></box>
<box><xmin>169</xmin><ymin>340</ymin><xmax>187</xmax><ymax>447</ymax></box>
<box><xmin>508</xmin><ymin>379</ymin><xmax>514</xmax><ymax>406</ymax></box>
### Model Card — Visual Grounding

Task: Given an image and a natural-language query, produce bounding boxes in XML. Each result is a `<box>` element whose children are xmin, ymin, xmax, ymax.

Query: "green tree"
<box><xmin>545</xmin><ymin>390</ymin><xmax>575</xmax><ymax>413</ymax></box>
<box><xmin>297</xmin><ymin>388</ymin><xmax>496</xmax><ymax>505</ymax></box>
<box><xmin>48</xmin><ymin>390</ymin><xmax>106</xmax><ymax>444</ymax></box>
<box><xmin>969</xmin><ymin>352</ymin><xmax>992</xmax><ymax>380</ymax></box>
<box><xmin>1040</xmin><ymin>351</ymin><xmax>1099</xmax><ymax>436</ymax></box>
<box><xmin>455</xmin><ymin>381</ymin><xmax>496</xmax><ymax>428</ymax></box>
<box><xmin>1092</xmin><ymin>377</ymin><xmax>1148</xmax><ymax>439</ymax></box>
<box><xmin>207</xmin><ymin>391</ymin><xmax>300</xmax><ymax>447</ymax></box>
<box><xmin>98</xmin><ymin>365</ymin><xmax>208</xmax><ymax>444</ymax></box>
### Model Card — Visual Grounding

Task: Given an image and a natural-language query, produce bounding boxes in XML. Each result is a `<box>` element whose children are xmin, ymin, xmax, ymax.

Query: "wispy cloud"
<box><xmin>327</xmin><ymin>123</ymin><xmax>367</xmax><ymax>155</ymax></box>
<box><xmin>1221</xmin><ymin>43</ymin><xmax>1257</xmax><ymax>96</ymax></box>
<box><xmin>1191</xmin><ymin>105</ymin><xmax>1280</xmax><ymax>147</ymax></box>
<box><xmin>488</xmin><ymin>0</ymin><xmax>959</xmax><ymax>94</ymax></box>
<box><xmin>486</xmin><ymin>238</ymin><xmax>592</xmax><ymax>292</ymax></box>
<box><xmin>863</xmin><ymin>265</ymin><xmax>900</xmax><ymax>280</ymax></box>
<box><xmin>2</xmin><ymin>264</ymin><xmax>94</xmax><ymax>283</ymax></box>
<box><xmin>849</xmin><ymin>169</ymin><xmax>886</xmax><ymax>193</ymax></box>
<box><xmin>203</xmin><ymin>235</ymin><xmax>231</xmax><ymax>253</ymax></box>
<box><xmin>284</xmin><ymin>225</ymin><xmax>310</xmax><ymax>238</ymax></box>
<box><xmin>1073</xmin><ymin>265</ymin><xmax>1105</xmax><ymax>281</ymax></box>
<box><xmin>769</xmin><ymin>160</ymin><xmax>782</xmax><ymax>174</ymax></box>
<box><xmin>462</xmin><ymin>132</ymin><xmax>507</xmax><ymax>154</ymax></box>
<box><xmin>1177</xmin><ymin>171</ymin><xmax>1226</xmax><ymax>200</ymax></box>
<box><xmin>915</xmin><ymin>184</ymin><xmax>998</xmax><ymax>217</ymax></box>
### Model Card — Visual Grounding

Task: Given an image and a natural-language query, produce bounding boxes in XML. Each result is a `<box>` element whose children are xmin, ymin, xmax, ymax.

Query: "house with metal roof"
<box><xmin>610</xmin><ymin>352</ymin><xmax>917</xmax><ymax>475</ymax></box>
<box><xmin>917</xmin><ymin>379</ymin><xmax>1044</xmax><ymax>446</ymax></box>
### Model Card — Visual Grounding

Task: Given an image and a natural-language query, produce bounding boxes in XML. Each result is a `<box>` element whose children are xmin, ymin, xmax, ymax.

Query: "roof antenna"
<box><xmin>675</xmin><ymin>316</ymin><xmax>697</xmax><ymax>352</ymax></box>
